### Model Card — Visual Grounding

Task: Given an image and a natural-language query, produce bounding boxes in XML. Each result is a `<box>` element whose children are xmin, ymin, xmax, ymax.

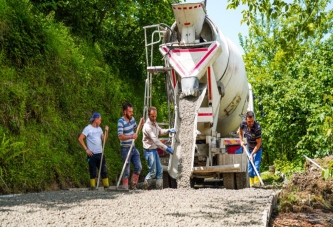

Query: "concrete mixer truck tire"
<box><xmin>162</xmin><ymin>172</ymin><xmax>177</xmax><ymax>188</ymax></box>
<box><xmin>223</xmin><ymin>173</ymin><xmax>236</xmax><ymax>189</ymax></box>
<box><xmin>236</xmin><ymin>172</ymin><xmax>249</xmax><ymax>189</ymax></box>
<box><xmin>223</xmin><ymin>169</ymin><xmax>249</xmax><ymax>189</ymax></box>
<box><xmin>223</xmin><ymin>172</ymin><xmax>249</xmax><ymax>189</ymax></box>
<box><xmin>169</xmin><ymin>176</ymin><xmax>177</xmax><ymax>188</ymax></box>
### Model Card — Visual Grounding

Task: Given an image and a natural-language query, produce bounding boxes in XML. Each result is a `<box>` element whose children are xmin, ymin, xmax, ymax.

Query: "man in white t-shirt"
<box><xmin>78</xmin><ymin>112</ymin><xmax>109</xmax><ymax>190</ymax></box>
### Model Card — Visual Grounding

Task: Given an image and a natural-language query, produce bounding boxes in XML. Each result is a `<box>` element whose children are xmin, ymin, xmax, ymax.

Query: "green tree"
<box><xmin>0</xmin><ymin>0</ymin><xmax>177</xmax><ymax>193</ymax></box>
<box><xmin>231</xmin><ymin>0</ymin><xmax>333</xmax><ymax>171</ymax></box>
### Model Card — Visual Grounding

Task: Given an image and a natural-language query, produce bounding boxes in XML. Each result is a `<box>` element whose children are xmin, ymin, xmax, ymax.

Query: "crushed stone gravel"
<box><xmin>0</xmin><ymin>188</ymin><xmax>278</xmax><ymax>227</ymax></box>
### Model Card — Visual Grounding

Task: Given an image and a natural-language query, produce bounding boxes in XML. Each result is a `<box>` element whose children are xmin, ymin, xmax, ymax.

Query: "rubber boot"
<box><xmin>253</xmin><ymin>176</ymin><xmax>260</xmax><ymax>187</ymax></box>
<box><xmin>90</xmin><ymin>178</ymin><xmax>96</xmax><ymax>190</ymax></box>
<box><xmin>120</xmin><ymin>178</ymin><xmax>129</xmax><ymax>190</ymax></box>
<box><xmin>102</xmin><ymin>178</ymin><xmax>109</xmax><ymax>190</ymax></box>
<box><xmin>249</xmin><ymin>177</ymin><xmax>254</xmax><ymax>187</ymax></box>
<box><xmin>156</xmin><ymin>179</ymin><xmax>163</xmax><ymax>190</ymax></box>
<box><xmin>131</xmin><ymin>173</ymin><xmax>139</xmax><ymax>190</ymax></box>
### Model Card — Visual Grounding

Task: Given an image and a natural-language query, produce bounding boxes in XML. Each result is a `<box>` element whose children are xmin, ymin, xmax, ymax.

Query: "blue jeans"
<box><xmin>247</xmin><ymin>148</ymin><xmax>262</xmax><ymax>178</ymax></box>
<box><xmin>144</xmin><ymin>149</ymin><xmax>163</xmax><ymax>180</ymax></box>
<box><xmin>121</xmin><ymin>147</ymin><xmax>142</xmax><ymax>179</ymax></box>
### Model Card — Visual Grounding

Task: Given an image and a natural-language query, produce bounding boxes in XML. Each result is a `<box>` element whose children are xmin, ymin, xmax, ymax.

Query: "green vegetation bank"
<box><xmin>0</xmin><ymin>0</ymin><xmax>175</xmax><ymax>193</ymax></box>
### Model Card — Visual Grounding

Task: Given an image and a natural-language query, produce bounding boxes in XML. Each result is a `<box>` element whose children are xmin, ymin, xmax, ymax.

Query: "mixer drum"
<box><xmin>164</xmin><ymin>2</ymin><xmax>249</xmax><ymax>137</ymax></box>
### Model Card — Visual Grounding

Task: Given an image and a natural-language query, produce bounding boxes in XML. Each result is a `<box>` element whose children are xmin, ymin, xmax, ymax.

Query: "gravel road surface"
<box><xmin>0</xmin><ymin>188</ymin><xmax>278</xmax><ymax>227</ymax></box>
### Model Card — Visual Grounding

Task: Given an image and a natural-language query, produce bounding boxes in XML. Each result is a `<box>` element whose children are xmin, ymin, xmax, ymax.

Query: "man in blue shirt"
<box><xmin>117</xmin><ymin>102</ymin><xmax>143</xmax><ymax>190</ymax></box>
<box><xmin>238</xmin><ymin>111</ymin><xmax>262</xmax><ymax>187</ymax></box>
<box><xmin>78</xmin><ymin>112</ymin><xmax>109</xmax><ymax>190</ymax></box>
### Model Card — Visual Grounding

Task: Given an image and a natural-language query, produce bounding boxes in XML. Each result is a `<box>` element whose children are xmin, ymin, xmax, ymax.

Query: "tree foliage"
<box><xmin>229</xmin><ymin>0</ymin><xmax>333</xmax><ymax>172</ymax></box>
<box><xmin>0</xmin><ymin>0</ymin><xmax>176</xmax><ymax>193</ymax></box>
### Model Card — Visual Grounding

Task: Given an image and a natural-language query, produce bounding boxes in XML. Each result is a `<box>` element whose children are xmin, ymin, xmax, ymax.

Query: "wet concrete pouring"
<box><xmin>176</xmin><ymin>92</ymin><xmax>204</xmax><ymax>189</ymax></box>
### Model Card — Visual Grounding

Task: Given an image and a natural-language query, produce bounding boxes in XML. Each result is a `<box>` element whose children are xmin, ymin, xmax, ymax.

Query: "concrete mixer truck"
<box><xmin>143</xmin><ymin>1</ymin><xmax>254</xmax><ymax>189</ymax></box>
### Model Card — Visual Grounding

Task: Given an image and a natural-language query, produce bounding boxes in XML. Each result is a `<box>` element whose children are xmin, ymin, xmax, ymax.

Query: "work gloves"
<box><xmin>166</xmin><ymin>147</ymin><xmax>174</xmax><ymax>155</ymax></box>
<box><xmin>168</xmin><ymin>128</ymin><xmax>177</xmax><ymax>133</ymax></box>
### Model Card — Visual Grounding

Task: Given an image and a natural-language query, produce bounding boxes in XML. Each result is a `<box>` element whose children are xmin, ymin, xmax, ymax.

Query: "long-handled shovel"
<box><xmin>116</xmin><ymin>118</ymin><xmax>144</xmax><ymax>189</ymax></box>
<box><xmin>242</xmin><ymin>144</ymin><xmax>264</xmax><ymax>186</ymax></box>
<box><xmin>96</xmin><ymin>126</ymin><xmax>108</xmax><ymax>189</ymax></box>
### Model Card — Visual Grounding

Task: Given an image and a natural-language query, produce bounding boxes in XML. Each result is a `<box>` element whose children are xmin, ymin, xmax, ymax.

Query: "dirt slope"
<box><xmin>269</xmin><ymin>155</ymin><xmax>333</xmax><ymax>227</ymax></box>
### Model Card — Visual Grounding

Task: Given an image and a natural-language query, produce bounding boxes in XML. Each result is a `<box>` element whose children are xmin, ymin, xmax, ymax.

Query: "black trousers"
<box><xmin>87</xmin><ymin>153</ymin><xmax>107</xmax><ymax>179</ymax></box>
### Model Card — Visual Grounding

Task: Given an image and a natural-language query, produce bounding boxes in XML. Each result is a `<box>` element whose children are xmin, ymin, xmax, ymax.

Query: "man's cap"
<box><xmin>90</xmin><ymin>112</ymin><xmax>101</xmax><ymax>122</ymax></box>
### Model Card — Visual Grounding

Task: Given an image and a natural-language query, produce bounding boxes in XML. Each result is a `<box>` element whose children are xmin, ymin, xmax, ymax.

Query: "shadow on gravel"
<box><xmin>164</xmin><ymin>196</ymin><xmax>268</xmax><ymax>226</ymax></box>
<box><xmin>0</xmin><ymin>189</ymin><xmax>143</xmax><ymax>210</ymax></box>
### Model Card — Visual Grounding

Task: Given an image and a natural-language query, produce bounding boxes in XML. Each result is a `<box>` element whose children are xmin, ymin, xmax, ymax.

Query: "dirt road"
<box><xmin>0</xmin><ymin>188</ymin><xmax>278</xmax><ymax>227</ymax></box>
